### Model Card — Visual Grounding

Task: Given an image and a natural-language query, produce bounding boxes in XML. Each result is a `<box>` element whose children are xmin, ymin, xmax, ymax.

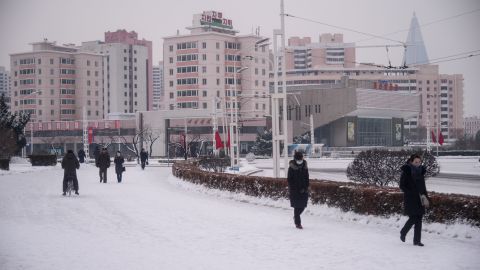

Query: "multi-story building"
<box><xmin>286</xmin><ymin>33</ymin><xmax>356</xmax><ymax>70</ymax></box>
<box><xmin>278</xmin><ymin>24</ymin><xmax>464</xmax><ymax>142</ymax></box>
<box><xmin>80</xmin><ymin>30</ymin><xmax>153</xmax><ymax>115</ymax></box>
<box><xmin>152</xmin><ymin>61</ymin><xmax>164</xmax><ymax>110</ymax></box>
<box><xmin>161</xmin><ymin>11</ymin><xmax>270</xmax><ymax>153</ymax></box>
<box><xmin>464</xmin><ymin>116</ymin><xmax>480</xmax><ymax>137</ymax></box>
<box><xmin>10</xmin><ymin>40</ymin><xmax>104</xmax><ymax>122</ymax></box>
<box><xmin>0</xmin><ymin>66</ymin><xmax>10</xmax><ymax>105</ymax></box>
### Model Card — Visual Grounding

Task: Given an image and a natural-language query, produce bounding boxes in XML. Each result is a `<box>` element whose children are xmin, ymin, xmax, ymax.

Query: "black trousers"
<box><xmin>99</xmin><ymin>168</ymin><xmax>107</xmax><ymax>183</ymax></box>
<box><xmin>401</xmin><ymin>215</ymin><xmax>423</xmax><ymax>243</ymax></box>
<box><xmin>141</xmin><ymin>161</ymin><xmax>146</xmax><ymax>169</ymax></box>
<box><xmin>294</xmin><ymin>207</ymin><xmax>305</xmax><ymax>225</ymax></box>
<box><xmin>63</xmin><ymin>178</ymin><xmax>79</xmax><ymax>192</ymax></box>
<box><xmin>116</xmin><ymin>172</ymin><xmax>122</xmax><ymax>183</ymax></box>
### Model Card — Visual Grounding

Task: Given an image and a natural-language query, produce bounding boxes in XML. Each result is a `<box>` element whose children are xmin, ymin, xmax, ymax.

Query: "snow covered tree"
<box><xmin>346</xmin><ymin>149</ymin><xmax>439</xmax><ymax>187</ymax></box>
<box><xmin>0</xmin><ymin>93</ymin><xmax>30</xmax><ymax>161</ymax></box>
<box><xmin>293</xmin><ymin>131</ymin><xmax>311</xmax><ymax>144</ymax></box>
<box><xmin>251</xmin><ymin>129</ymin><xmax>272</xmax><ymax>156</ymax></box>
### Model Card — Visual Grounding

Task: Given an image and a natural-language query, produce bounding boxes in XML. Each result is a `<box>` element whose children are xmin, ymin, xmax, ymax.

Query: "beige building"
<box><xmin>277</xmin><ymin>64</ymin><xmax>464</xmax><ymax>141</ymax></box>
<box><xmin>10</xmin><ymin>40</ymin><xmax>104</xmax><ymax>122</ymax></box>
<box><xmin>464</xmin><ymin>116</ymin><xmax>480</xmax><ymax>137</ymax></box>
<box><xmin>286</xmin><ymin>33</ymin><xmax>356</xmax><ymax>70</ymax></box>
<box><xmin>160</xmin><ymin>11</ymin><xmax>271</xmax><ymax>153</ymax></box>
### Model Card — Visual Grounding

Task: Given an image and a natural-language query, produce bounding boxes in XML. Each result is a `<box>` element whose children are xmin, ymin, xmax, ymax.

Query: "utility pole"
<box><xmin>82</xmin><ymin>106</ymin><xmax>89</xmax><ymax>163</ymax></box>
<box><xmin>310</xmin><ymin>114</ymin><xmax>314</xmax><ymax>157</ymax></box>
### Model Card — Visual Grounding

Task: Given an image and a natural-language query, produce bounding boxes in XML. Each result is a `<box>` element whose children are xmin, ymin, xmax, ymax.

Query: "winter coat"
<box><xmin>78</xmin><ymin>149</ymin><xmax>86</xmax><ymax>163</ymax></box>
<box><xmin>140</xmin><ymin>151</ymin><xmax>148</xmax><ymax>162</ymax></box>
<box><xmin>114</xmin><ymin>156</ymin><xmax>125</xmax><ymax>174</ymax></box>
<box><xmin>287</xmin><ymin>160</ymin><xmax>310</xmax><ymax>208</ymax></box>
<box><xmin>61</xmin><ymin>152</ymin><xmax>80</xmax><ymax>181</ymax></box>
<box><xmin>399</xmin><ymin>164</ymin><xmax>429</xmax><ymax>216</ymax></box>
<box><xmin>96</xmin><ymin>152</ymin><xmax>111</xmax><ymax>170</ymax></box>
<box><xmin>93</xmin><ymin>148</ymin><xmax>100</xmax><ymax>161</ymax></box>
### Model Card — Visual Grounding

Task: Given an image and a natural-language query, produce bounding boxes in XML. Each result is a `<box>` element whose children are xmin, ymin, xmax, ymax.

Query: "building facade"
<box><xmin>464</xmin><ymin>116</ymin><xmax>480</xmax><ymax>138</ymax></box>
<box><xmin>10</xmin><ymin>40</ymin><xmax>104</xmax><ymax>122</ymax></box>
<box><xmin>160</xmin><ymin>11</ymin><xmax>271</xmax><ymax>153</ymax></box>
<box><xmin>286</xmin><ymin>33</ymin><xmax>356</xmax><ymax>70</ymax></box>
<box><xmin>80</xmin><ymin>30</ymin><xmax>152</xmax><ymax>115</ymax></box>
<box><xmin>152</xmin><ymin>61</ymin><xmax>164</xmax><ymax>110</ymax></box>
<box><xmin>0</xmin><ymin>66</ymin><xmax>10</xmax><ymax>105</ymax></box>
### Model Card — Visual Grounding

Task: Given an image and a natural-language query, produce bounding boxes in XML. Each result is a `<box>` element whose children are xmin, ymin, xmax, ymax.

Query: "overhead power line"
<box><xmin>284</xmin><ymin>13</ymin><xmax>405</xmax><ymax>45</ymax></box>
<box><xmin>354</xmin><ymin>8</ymin><xmax>480</xmax><ymax>44</ymax></box>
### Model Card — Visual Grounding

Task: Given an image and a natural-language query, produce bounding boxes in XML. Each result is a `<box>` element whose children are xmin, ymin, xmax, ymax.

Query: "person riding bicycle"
<box><xmin>61</xmin><ymin>149</ymin><xmax>80</xmax><ymax>196</ymax></box>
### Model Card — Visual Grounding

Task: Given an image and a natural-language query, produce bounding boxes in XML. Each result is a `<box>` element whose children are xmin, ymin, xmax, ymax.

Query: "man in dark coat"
<box><xmin>399</xmin><ymin>154</ymin><xmax>429</xmax><ymax>246</ymax></box>
<box><xmin>61</xmin><ymin>149</ymin><xmax>80</xmax><ymax>195</ymax></box>
<box><xmin>114</xmin><ymin>151</ymin><xmax>125</xmax><ymax>183</ymax></box>
<box><xmin>287</xmin><ymin>151</ymin><xmax>309</xmax><ymax>229</ymax></box>
<box><xmin>140</xmin><ymin>148</ymin><xmax>148</xmax><ymax>170</ymax></box>
<box><xmin>78</xmin><ymin>149</ymin><xmax>86</xmax><ymax>163</ymax></box>
<box><xmin>93</xmin><ymin>146</ymin><xmax>100</xmax><ymax>164</ymax></box>
<box><xmin>96</xmin><ymin>147</ymin><xmax>111</xmax><ymax>183</ymax></box>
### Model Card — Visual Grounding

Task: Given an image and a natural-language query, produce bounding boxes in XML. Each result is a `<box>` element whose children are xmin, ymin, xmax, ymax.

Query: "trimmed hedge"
<box><xmin>173</xmin><ymin>161</ymin><xmax>480</xmax><ymax>227</ymax></box>
<box><xmin>28</xmin><ymin>155</ymin><xmax>57</xmax><ymax>166</ymax></box>
<box><xmin>0</xmin><ymin>158</ymin><xmax>10</xmax><ymax>170</ymax></box>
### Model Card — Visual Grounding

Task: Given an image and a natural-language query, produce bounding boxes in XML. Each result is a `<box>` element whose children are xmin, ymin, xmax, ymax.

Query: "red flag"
<box><xmin>215</xmin><ymin>131</ymin><xmax>224</xmax><ymax>149</ymax></box>
<box><xmin>226</xmin><ymin>130</ymin><xmax>231</xmax><ymax>148</ymax></box>
<box><xmin>431</xmin><ymin>130</ymin><xmax>437</xmax><ymax>143</ymax></box>
<box><xmin>438</xmin><ymin>130</ymin><xmax>444</xmax><ymax>146</ymax></box>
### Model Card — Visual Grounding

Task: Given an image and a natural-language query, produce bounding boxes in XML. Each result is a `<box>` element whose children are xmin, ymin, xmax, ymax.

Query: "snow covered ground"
<box><xmin>1</xmin><ymin>163</ymin><xmax>479</xmax><ymax>270</ymax></box>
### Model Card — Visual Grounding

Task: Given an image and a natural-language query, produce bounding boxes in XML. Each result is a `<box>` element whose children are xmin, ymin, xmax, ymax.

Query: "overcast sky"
<box><xmin>1</xmin><ymin>0</ymin><xmax>479</xmax><ymax>116</ymax></box>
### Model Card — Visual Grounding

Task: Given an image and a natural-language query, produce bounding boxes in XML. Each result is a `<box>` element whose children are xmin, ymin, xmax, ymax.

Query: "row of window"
<box><xmin>177</xmin><ymin>66</ymin><xmax>198</xmax><ymax>73</ymax></box>
<box><xmin>61</xmin><ymin>99</ymin><xmax>75</xmax><ymax>105</ymax></box>
<box><xmin>177</xmin><ymin>42</ymin><xmax>197</xmax><ymax>50</ymax></box>
<box><xmin>177</xmin><ymin>90</ymin><xmax>198</xmax><ymax>97</ymax></box>
<box><xmin>61</xmin><ymin>89</ymin><xmax>75</xmax><ymax>95</ymax></box>
<box><xmin>16</xmin><ymin>57</ymin><xmax>100</xmax><ymax>66</ymax></box>
<box><xmin>177</xmin><ymin>54</ymin><xmax>198</xmax><ymax>62</ymax></box>
<box><xmin>60</xmin><ymin>69</ymin><xmax>75</xmax><ymax>75</ymax></box>
<box><xmin>177</xmin><ymin>78</ymin><xmax>198</xmax><ymax>85</ymax></box>
<box><xmin>19</xmin><ymin>69</ymin><xmax>35</xmax><ymax>75</ymax></box>
<box><xmin>20</xmin><ymin>99</ymin><xmax>36</xmax><ymax>105</ymax></box>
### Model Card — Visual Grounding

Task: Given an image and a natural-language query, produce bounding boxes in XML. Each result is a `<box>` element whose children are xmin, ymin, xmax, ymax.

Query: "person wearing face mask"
<box><xmin>287</xmin><ymin>151</ymin><xmax>310</xmax><ymax>229</ymax></box>
<box><xmin>399</xmin><ymin>154</ymin><xmax>430</xmax><ymax>246</ymax></box>
<box><xmin>114</xmin><ymin>151</ymin><xmax>125</xmax><ymax>183</ymax></box>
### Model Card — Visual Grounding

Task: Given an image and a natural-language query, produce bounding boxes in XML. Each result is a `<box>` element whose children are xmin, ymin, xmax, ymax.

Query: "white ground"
<box><xmin>1</xmin><ymin>162</ymin><xmax>479</xmax><ymax>270</ymax></box>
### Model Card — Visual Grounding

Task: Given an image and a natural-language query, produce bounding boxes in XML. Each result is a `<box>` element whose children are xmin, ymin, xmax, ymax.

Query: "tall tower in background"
<box><xmin>404</xmin><ymin>13</ymin><xmax>429</xmax><ymax>66</ymax></box>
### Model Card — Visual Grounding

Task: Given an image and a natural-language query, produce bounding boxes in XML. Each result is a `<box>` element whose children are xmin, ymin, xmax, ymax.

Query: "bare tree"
<box><xmin>143</xmin><ymin>126</ymin><xmax>162</xmax><ymax>158</ymax></box>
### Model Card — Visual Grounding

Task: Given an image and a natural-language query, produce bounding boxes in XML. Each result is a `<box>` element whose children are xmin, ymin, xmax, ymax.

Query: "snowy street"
<box><xmin>1</xmin><ymin>163</ymin><xmax>479</xmax><ymax>270</ymax></box>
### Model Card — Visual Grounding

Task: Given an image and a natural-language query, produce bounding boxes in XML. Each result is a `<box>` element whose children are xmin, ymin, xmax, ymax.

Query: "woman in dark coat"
<box><xmin>61</xmin><ymin>149</ymin><xmax>80</xmax><ymax>195</ymax></box>
<box><xmin>399</xmin><ymin>154</ymin><xmax>429</xmax><ymax>246</ymax></box>
<box><xmin>287</xmin><ymin>151</ymin><xmax>309</xmax><ymax>229</ymax></box>
<box><xmin>114</xmin><ymin>151</ymin><xmax>125</xmax><ymax>183</ymax></box>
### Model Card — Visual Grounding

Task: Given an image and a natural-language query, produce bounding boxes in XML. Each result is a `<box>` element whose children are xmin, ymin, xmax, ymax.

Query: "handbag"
<box><xmin>122</xmin><ymin>166</ymin><xmax>126</xmax><ymax>172</ymax></box>
<box><xmin>420</xmin><ymin>194</ymin><xmax>430</xmax><ymax>208</ymax></box>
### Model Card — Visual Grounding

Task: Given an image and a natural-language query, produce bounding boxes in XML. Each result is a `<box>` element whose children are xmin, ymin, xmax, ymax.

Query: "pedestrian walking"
<box><xmin>399</xmin><ymin>154</ymin><xmax>430</xmax><ymax>246</ymax></box>
<box><xmin>78</xmin><ymin>148</ymin><xmax>86</xmax><ymax>163</ymax></box>
<box><xmin>287</xmin><ymin>151</ymin><xmax>309</xmax><ymax>229</ymax></box>
<box><xmin>140</xmin><ymin>148</ymin><xmax>148</xmax><ymax>170</ymax></box>
<box><xmin>93</xmin><ymin>146</ymin><xmax>100</xmax><ymax>164</ymax></box>
<box><xmin>114</xmin><ymin>151</ymin><xmax>125</xmax><ymax>183</ymax></box>
<box><xmin>96</xmin><ymin>147</ymin><xmax>111</xmax><ymax>183</ymax></box>
<box><xmin>61</xmin><ymin>149</ymin><xmax>80</xmax><ymax>195</ymax></box>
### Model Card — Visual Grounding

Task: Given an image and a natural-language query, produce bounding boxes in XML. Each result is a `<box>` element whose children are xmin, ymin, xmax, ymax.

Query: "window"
<box><xmin>203</xmin><ymin>102</ymin><xmax>207</xmax><ymax>109</ymax></box>
<box><xmin>87</xmin><ymin>60</ymin><xmax>91</xmax><ymax>66</ymax></box>
<box><xmin>169</xmin><ymin>57</ymin><xmax>173</xmax><ymax>64</ymax></box>
<box><xmin>176</xmin><ymin>54</ymin><xmax>198</xmax><ymax>62</ymax></box>
<box><xmin>169</xmin><ymin>45</ymin><xmax>173</xmax><ymax>52</ymax></box>
<box><xmin>202</xmin><ymin>54</ymin><xmax>207</xmax><ymax>61</ymax></box>
<box><xmin>216</xmin><ymin>54</ymin><xmax>220</xmax><ymax>61</ymax></box>
<box><xmin>176</xmin><ymin>42</ymin><xmax>197</xmax><ymax>50</ymax></box>
<box><xmin>50</xmin><ymin>59</ymin><xmax>54</xmax><ymax>64</ymax></box>
<box><xmin>216</xmin><ymin>42</ymin><xmax>220</xmax><ymax>49</ymax></box>
<box><xmin>202</xmin><ymin>42</ymin><xmax>207</xmax><ymax>49</ymax></box>
<box><xmin>216</xmin><ymin>66</ymin><xmax>220</xmax><ymax>73</ymax></box>
<box><xmin>177</xmin><ymin>78</ymin><xmax>198</xmax><ymax>85</ymax></box>
<box><xmin>203</xmin><ymin>91</ymin><xmax>207</xmax><ymax>97</ymax></box>
<box><xmin>177</xmin><ymin>66</ymin><xmax>198</xmax><ymax>73</ymax></box>
<box><xmin>50</xmin><ymin>69</ymin><xmax>54</xmax><ymax>75</ymax></box>
<box><xmin>169</xmin><ymin>81</ymin><xmax>174</xmax><ymax>87</ymax></box>
<box><xmin>169</xmin><ymin>69</ymin><xmax>174</xmax><ymax>75</ymax></box>
<box><xmin>51</xmin><ymin>100</ymin><xmax>54</xmax><ymax>105</ymax></box>
<box><xmin>170</xmin><ymin>92</ymin><xmax>174</xmax><ymax>99</ymax></box>
<box><xmin>202</xmin><ymin>66</ymin><xmax>207</xmax><ymax>73</ymax></box>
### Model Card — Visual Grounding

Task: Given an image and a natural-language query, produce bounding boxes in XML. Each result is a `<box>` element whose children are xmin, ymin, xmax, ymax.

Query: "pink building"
<box><xmin>10</xmin><ymin>40</ymin><xmax>104</xmax><ymax>122</ymax></box>
<box><xmin>286</xmin><ymin>33</ymin><xmax>356</xmax><ymax>70</ymax></box>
